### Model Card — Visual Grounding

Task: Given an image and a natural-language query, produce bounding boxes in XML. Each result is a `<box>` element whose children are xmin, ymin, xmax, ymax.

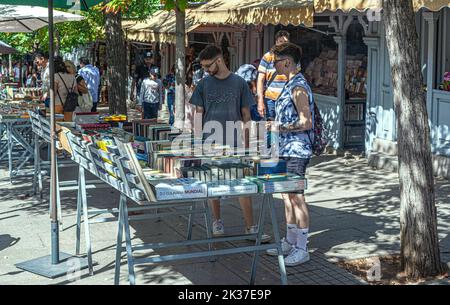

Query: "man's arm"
<box><xmin>241</xmin><ymin>106</ymin><xmax>251</xmax><ymax>149</ymax></box>
<box><xmin>279</xmin><ymin>87</ymin><xmax>312</xmax><ymax>132</ymax></box>
<box><xmin>194</xmin><ymin>106</ymin><xmax>204</xmax><ymax>139</ymax></box>
<box><xmin>256</xmin><ymin>72</ymin><xmax>266</xmax><ymax>118</ymax></box>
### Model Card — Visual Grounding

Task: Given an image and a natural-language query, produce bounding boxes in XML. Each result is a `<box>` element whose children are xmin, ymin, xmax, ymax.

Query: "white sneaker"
<box><xmin>266</xmin><ymin>238</ymin><xmax>294</xmax><ymax>256</ymax></box>
<box><xmin>284</xmin><ymin>247</ymin><xmax>310</xmax><ymax>266</ymax></box>
<box><xmin>212</xmin><ymin>219</ymin><xmax>225</xmax><ymax>236</ymax></box>
<box><xmin>245</xmin><ymin>225</ymin><xmax>271</xmax><ymax>243</ymax></box>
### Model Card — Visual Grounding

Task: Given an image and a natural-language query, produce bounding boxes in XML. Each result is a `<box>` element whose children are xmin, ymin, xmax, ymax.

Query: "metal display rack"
<box><xmin>61</xmin><ymin>128</ymin><xmax>294</xmax><ymax>285</ymax></box>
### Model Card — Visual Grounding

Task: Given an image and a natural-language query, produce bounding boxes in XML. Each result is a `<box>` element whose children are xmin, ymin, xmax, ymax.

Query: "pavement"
<box><xmin>0</xmin><ymin>153</ymin><xmax>449</xmax><ymax>285</ymax></box>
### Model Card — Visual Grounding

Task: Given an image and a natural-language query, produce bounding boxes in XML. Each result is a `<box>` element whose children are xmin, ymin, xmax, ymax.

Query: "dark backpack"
<box><xmin>56</xmin><ymin>73</ymin><xmax>78</xmax><ymax>112</ymax></box>
<box><xmin>308</xmin><ymin>102</ymin><xmax>328</xmax><ymax>156</ymax></box>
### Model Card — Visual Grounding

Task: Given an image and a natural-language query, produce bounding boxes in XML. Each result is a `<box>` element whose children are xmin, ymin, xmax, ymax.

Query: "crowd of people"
<box><xmin>32</xmin><ymin>51</ymin><xmax>101</xmax><ymax>121</ymax></box>
<box><xmin>126</xmin><ymin>31</ymin><xmax>314</xmax><ymax>267</ymax></box>
<box><xmin>3</xmin><ymin>30</ymin><xmax>314</xmax><ymax>267</ymax></box>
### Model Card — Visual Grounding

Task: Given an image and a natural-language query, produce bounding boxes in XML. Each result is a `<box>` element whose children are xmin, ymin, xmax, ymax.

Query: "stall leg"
<box><xmin>80</xmin><ymin>166</ymin><xmax>93</xmax><ymax>275</ymax></box>
<box><xmin>187</xmin><ymin>203</ymin><xmax>194</xmax><ymax>240</ymax></box>
<box><xmin>33</xmin><ymin>133</ymin><xmax>39</xmax><ymax>196</ymax></box>
<box><xmin>114</xmin><ymin>196</ymin><xmax>125</xmax><ymax>285</ymax></box>
<box><xmin>55</xmin><ymin>158</ymin><xmax>63</xmax><ymax>231</ymax></box>
<box><xmin>75</xmin><ymin>180</ymin><xmax>82</xmax><ymax>256</ymax></box>
<box><xmin>268</xmin><ymin>194</ymin><xmax>287</xmax><ymax>285</ymax></box>
<box><xmin>250</xmin><ymin>194</ymin><xmax>267</xmax><ymax>285</ymax></box>
<box><xmin>8</xmin><ymin>123</ymin><xmax>13</xmax><ymax>183</ymax></box>
<box><xmin>203</xmin><ymin>200</ymin><xmax>215</xmax><ymax>261</ymax></box>
<box><xmin>121</xmin><ymin>196</ymin><xmax>136</xmax><ymax>285</ymax></box>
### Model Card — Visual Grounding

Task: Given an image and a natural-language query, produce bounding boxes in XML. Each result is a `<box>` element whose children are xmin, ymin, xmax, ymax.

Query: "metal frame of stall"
<box><xmin>63</xmin><ymin>129</ymin><xmax>289</xmax><ymax>285</ymax></box>
<box><xmin>64</xmin><ymin>130</ymin><xmax>212</xmax><ymax>278</ymax></box>
<box><xmin>0</xmin><ymin>116</ymin><xmax>35</xmax><ymax>182</ymax></box>
<box><xmin>28</xmin><ymin>111</ymin><xmax>108</xmax><ymax>232</ymax></box>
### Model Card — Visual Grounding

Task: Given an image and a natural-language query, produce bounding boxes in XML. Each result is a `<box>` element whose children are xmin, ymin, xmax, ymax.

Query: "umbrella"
<box><xmin>0</xmin><ymin>0</ymin><xmax>100</xmax><ymax>10</ymax></box>
<box><xmin>6</xmin><ymin>0</ymin><xmax>103</xmax><ymax>279</ymax></box>
<box><xmin>0</xmin><ymin>4</ymin><xmax>85</xmax><ymax>32</ymax></box>
<box><xmin>0</xmin><ymin>40</ymin><xmax>17</xmax><ymax>54</ymax></box>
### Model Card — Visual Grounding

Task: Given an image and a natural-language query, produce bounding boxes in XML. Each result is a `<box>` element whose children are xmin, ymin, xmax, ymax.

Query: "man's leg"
<box><xmin>209</xmin><ymin>199</ymin><xmax>224</xmax><ymax>236</ymax></box>
<box><xmin>264</xmin><ymin>98</ymin><xmax>276</xmax><ymax>150</ymax></box>
<box><xmin>149</xmin><ymin>103</ymin><xmax>159</xmax><ymax>119</ymax></box>
<box><xmin>168</xmin><ymin>96</ymin><xmax>174</xmax><ymax>125</ymax></box>
<box><xmin>265</xmin><ymin>99</ymin><xmax>276</xmax><ymax>120</ymax></box>
<box><xmin>238</xmin><ymin>196</ymin><xmax>254</xmax><ymax>229</ymax></box>
<box><xmin>292</xmin><ymin>194</ymin><xmax>309</xmax><ymax>229</ymax></box>
<box><xmin>143</xmin><ymin>103</ymin><xmax>151</xmax><ymax>119</ymax></box>
<box><xmin>283</xmin><ymin>193</ymin><xmax>298</xmax><ymax>246</ymax></box>
<box><xmin>209</xmin><ymin>199</ymin><xmax>221</xmax><ymax>221</ymax></box>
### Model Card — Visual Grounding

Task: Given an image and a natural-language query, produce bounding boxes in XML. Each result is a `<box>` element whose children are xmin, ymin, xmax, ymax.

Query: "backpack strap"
<box><xmin>55</xmin><ymin>73</ymin><xmax>65</xmax><ymax>108</ymax></box>
<box><xmin>265</xmin><ymin>71</ymin><xmax>278</xmax><ymax>91</ymax></box>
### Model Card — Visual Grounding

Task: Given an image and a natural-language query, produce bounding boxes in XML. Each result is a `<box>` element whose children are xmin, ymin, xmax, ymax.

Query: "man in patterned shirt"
<box><xmin>256</xmin><ymin>30</ymin><xmax>290</xmax><ymax>121</ymax></box>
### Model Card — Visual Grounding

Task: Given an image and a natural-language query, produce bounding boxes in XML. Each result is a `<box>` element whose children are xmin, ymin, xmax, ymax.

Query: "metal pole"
<box><xmin>48</xmin><ymin>0</ymin><xmax>59</xmax><ymax>265</ymax></box>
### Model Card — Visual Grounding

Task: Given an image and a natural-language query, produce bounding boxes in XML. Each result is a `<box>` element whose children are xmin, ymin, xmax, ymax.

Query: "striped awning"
<box><xmin>190</xmin><ymin>0</ymin><xmax>314</xmax><ymax>27</ymax></box>
<box><xmin>314</xmin><ymin>0</ymin><xmax>450</xmax><ymax>13</ymax></box>
<box><xmin>124</xmin><ymin>10</ymin><xmax>199</xmax><ymax>44</ymax></box>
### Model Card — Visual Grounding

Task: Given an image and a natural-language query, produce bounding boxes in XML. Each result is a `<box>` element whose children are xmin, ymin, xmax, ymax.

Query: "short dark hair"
<box><xmin>54</xmin><ymin>56</ymin><xmax>68</xmax><ymax>73</ymax></box>
<box><xmin>79</xmin><ymin>57</ymin><xmax>90</xmax><ymax>65</ymax></box>
<box><xmin>34</xmin><ymin>50</ymin><xmax>49</xmax><ymax>60</ymax></box>
<box><xmin>275</xmin><ymin>30</ymin><xmax>290</xmax><ymax>41</ymax></box>
<box><xmin>271</xmin><ymin>42</ymin><xmax>302</xmax><ymax>65</ymax></box>
<box><xmin>198</xmin><ymin>45</ymin><xmax>222</xmax><ymax>61</ymax></box>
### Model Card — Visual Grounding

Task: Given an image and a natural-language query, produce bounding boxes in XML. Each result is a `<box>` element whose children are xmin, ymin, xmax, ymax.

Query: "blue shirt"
<box><xmin>275</xmin><ymin>73</ymin><xmax>314</xmax><ymax>159</ymax></box>
<box><xmin>163</xmin><ymin>73</ymin><xmax>176</xmax><ymax>97</ymax></box>
<box><xmin>79</xmin><ymin>64</ymin><xmax>100</xmax><ymax>104</ymax></box>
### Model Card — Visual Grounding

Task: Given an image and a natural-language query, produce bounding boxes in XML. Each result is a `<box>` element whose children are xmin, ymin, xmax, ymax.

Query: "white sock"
<box><xmin>296</xmin><ymin>228</ymin><xmax>309</xmax><ymax>251</ymax></box>
<box><xmin>286</xmin><ymin>224</ymin><xmax>298</xmax><ymax>245</ymax></box>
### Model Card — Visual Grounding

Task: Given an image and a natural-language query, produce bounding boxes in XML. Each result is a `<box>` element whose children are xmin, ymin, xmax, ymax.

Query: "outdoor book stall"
<box><xmin>46</xmin><ymin>116</ymin><xmax>309</xmax><ymax>285</ymax></box>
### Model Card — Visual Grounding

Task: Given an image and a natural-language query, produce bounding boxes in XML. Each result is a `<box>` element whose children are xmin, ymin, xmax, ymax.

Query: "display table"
<box><xmin>60</xmin><ymin>127</ymin><xmax>306</xmax><ymax>285</ymax></box>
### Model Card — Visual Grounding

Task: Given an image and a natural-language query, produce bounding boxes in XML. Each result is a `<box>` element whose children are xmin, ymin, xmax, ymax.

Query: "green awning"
<box><xmin>0</xmin><ymin>0</ymin><xmax>103</xmax><ymax>10</ymax></box>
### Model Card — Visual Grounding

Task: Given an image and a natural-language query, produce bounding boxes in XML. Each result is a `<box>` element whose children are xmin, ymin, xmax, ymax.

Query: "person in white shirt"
<box><xmin>138</xmin><ymin>70</ymin><xmax>163</xmax><ymax>119</ymax></box>
<box><xmin>34</xmin><ymin>51</ymin><xmax>50</xmax><ymax>108</ymax></box>
<box><xmin>78</xmin><ymin>57</ymin><xmax>100</xmax><ymax>112</ymax></box>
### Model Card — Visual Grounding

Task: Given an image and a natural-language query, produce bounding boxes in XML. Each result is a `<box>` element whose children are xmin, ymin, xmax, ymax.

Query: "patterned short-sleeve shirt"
<box><xmin>275</xmin><ymin>73</ymin><xmax>314</xmax><ymax>159</ymax></box>
<box><xmin>258</xmin><ymin>51</ymin><xmax>288</xmax><ymax>101</ymax></box>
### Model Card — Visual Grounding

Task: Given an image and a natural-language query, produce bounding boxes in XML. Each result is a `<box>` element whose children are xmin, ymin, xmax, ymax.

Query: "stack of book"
<box><xmin>207</xmin><ymin>179</ymin><xmax>258</xmax><ymax>197</ymax></box>
<box><xmin>246</xmin><ymin>175</ymin><xmax>307</xmax><ymax>194</ymax></box>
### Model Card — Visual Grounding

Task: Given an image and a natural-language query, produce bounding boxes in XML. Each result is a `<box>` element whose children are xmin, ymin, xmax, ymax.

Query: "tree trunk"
<box><xmin>55</xmin><ymin>28</ymin><xmax>61</xmax><ymax>57</ymax></box>
<box><xmin>104</xmin><ymin>3</ymin><xmax>127</xmax><ymax>115</ymax></box>
<box><xmin>173</xmin><ymin>3</ymin><xmax>186</xmax><ymax>129</ymax></box>
<box><xmin>382</xmin><ymin>0</ymin><xmax>442</xmax><ymax>279</ymax></box>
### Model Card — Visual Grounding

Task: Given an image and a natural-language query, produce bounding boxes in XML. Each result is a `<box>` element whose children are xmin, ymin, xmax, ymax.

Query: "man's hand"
<box><xmin>257</xmin><ymin>99</ymin><xmax>266</xmax><ymax>118</ymax></box>
<box><xmin>265</xmin><ymin>120</ymin><xmax>279</xmax><ymax>132</ymax></box>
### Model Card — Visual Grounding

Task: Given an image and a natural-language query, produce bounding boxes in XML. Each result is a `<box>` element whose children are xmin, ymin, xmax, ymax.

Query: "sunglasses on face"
<box><xmin>274</xmin><ymin>58</ymin><xmax>288</xmax><ymax>65</ymax></box>
<box><xmin>201</xmin><ymin>56</ymin><xmax>220</xmax><ymax>69</ymax></box>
